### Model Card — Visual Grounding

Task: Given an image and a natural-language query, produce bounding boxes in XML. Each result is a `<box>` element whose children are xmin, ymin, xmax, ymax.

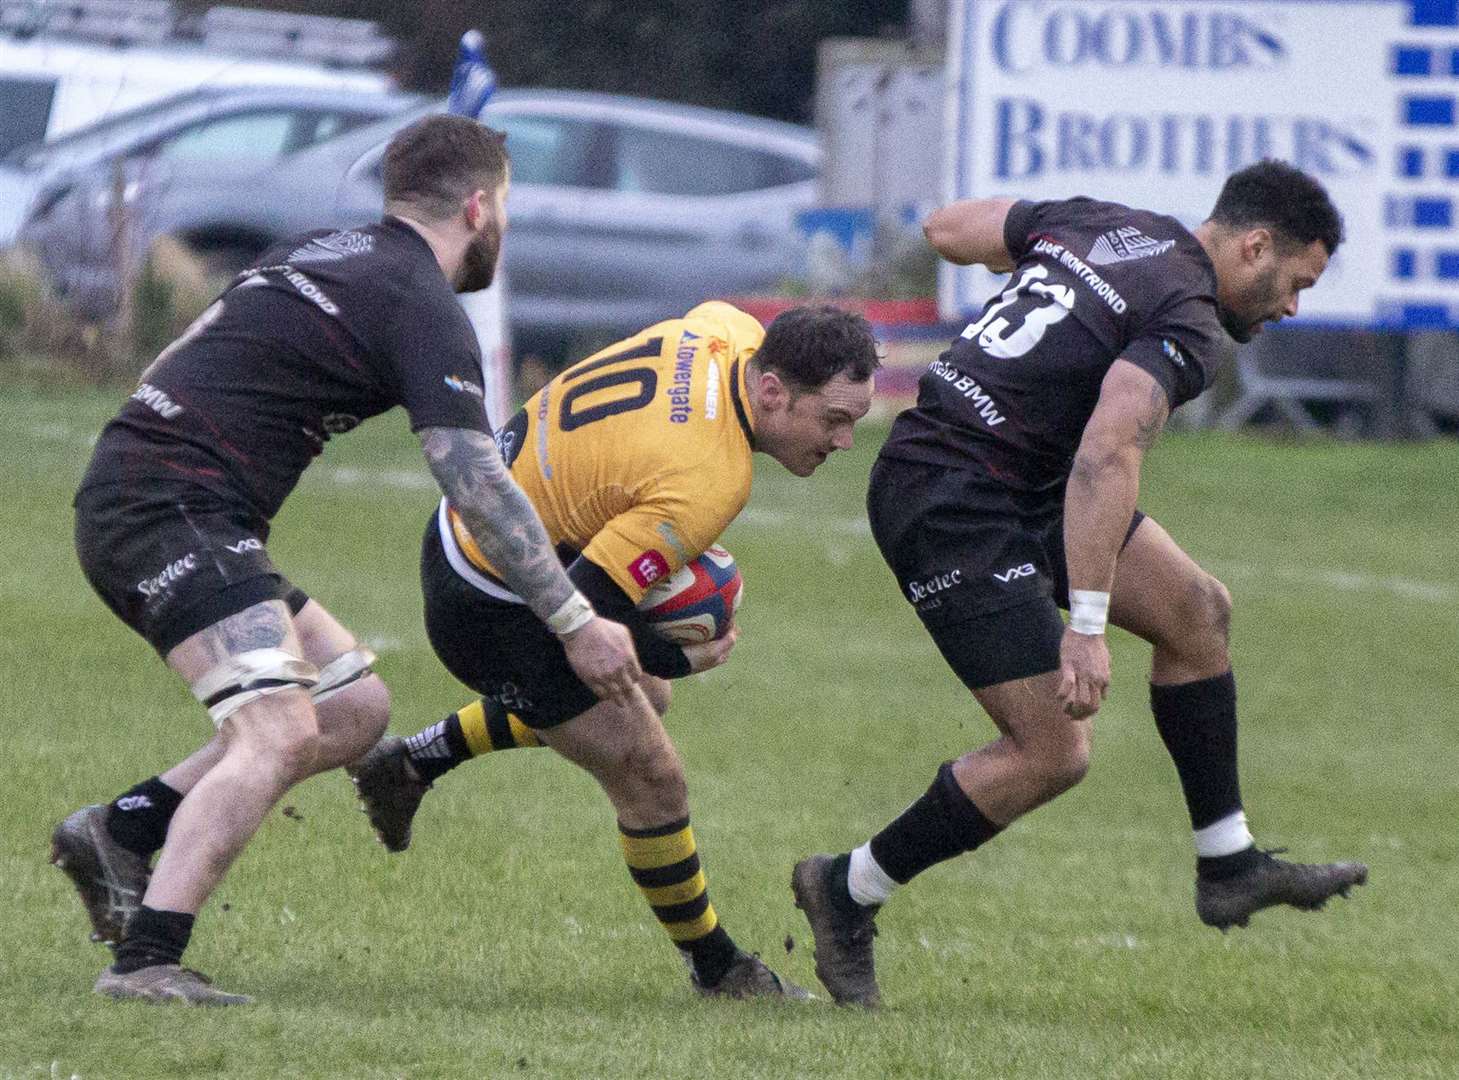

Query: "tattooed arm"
<box><xmin>420</xmin><ymin>425</ymin><xmax>573</xmax><ymax>618</ymax></box>
<box><xmin>419</xmin><ymin>426</ymin><xmax>641</xmax><ymax>703</ymax></box>
<box><xmin>1058</xmin><ymin>360</ymin><xmax>1170</xmax><ymax>718</ymax></box>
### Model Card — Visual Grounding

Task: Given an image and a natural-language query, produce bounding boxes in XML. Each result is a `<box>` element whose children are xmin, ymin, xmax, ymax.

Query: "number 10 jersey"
<box><xmin>881</xmin><ymin>197</ymin><xmax>1229</xmax><ymax>494</ymax></box>
<box><xmin>443</xmin><ymin>301</ymin><xmax>763</xmax><ymax>604</ymax></box>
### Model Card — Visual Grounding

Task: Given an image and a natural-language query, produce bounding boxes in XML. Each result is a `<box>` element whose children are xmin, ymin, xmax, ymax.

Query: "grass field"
<box><xmin>2</xmin><ymin>385</ymin><xmax>1456</xmax><ymax>1079</ymax></box>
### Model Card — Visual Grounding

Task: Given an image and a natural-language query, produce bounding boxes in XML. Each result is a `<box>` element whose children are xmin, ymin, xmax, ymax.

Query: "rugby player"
<box><xmin>348</xmin><ymin>301</ymin><xmax>880</xmax><ymax>999</ymax></box>
<box><xmin>791</xmin><ymin>160</ymin><xmax>1369</xmax><ymax>1007</ymax></box>
<box><xmin>51</xmin><ymin>115</ymin><xmax>640</xmax><ymax>1005</ymax></box>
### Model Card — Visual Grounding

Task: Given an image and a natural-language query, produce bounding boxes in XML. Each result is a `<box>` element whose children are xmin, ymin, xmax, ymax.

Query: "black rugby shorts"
<box><xmin>420</xmin><ymin>517</ymin><xmax>596</xmax><ymax>729</ymax></box>
<box><xmin>866</xmin><ymin>456</ymin><xmax>1143</xmax><ymax>690</ymax></box>
<box><xmin>74</xmin><ymin>482</ymin><xmax>307</xmax><ymax>656</ymax></box>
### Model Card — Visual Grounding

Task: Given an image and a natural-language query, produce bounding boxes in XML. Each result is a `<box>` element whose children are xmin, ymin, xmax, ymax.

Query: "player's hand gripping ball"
<box><xmin>637</xmin><ymin>545</ymin><xmax>742</xmax><ymax>644</ymax></box>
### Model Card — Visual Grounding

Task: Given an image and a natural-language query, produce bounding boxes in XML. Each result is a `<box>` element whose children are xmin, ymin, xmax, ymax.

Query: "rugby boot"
<box><xmin>791</xmin><ymin>853</ymin><xmax>881</xmax><ymax>1008</ymax></box>
<box><xmin>347</xmin><ymin>736</ymin><xmax>431</xmax><ymax>852</ymax></box>
<box><xmin>50</xmin><ymin>804</ymin><xmax>151</xmax><ymax>950</ymax></box>
<box><xmin>1196</xmin><ymin>848</ymin><xmax>1368</xmax><ymax>930</ymax></box>
<box><xmin>95</xmin><ymin>964</ymin><xmax>252</xmax><ymax>1006</ymax></box>
<box><xmin>691</xmin><ymin>951</ymin><xmax>812</xmax><ymax>1001</ymax></box>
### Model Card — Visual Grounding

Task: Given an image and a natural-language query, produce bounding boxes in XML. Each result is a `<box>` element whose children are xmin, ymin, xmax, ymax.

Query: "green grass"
<box><xmin>2</xmin><ymin>386</ymin><xmax>1456</xmax><ymax>1079</ymax></box>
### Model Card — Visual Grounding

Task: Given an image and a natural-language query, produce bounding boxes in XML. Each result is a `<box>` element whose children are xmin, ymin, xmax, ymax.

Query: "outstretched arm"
<box><xmin>1058</xmin><ymin>360</ymin><xmax>1170</xmax><ymax>718</ymax></box>
<box><xmin>922</xmin><ymin>197</ymin><xmax>1019</xmax><ymax>271</ymax></box>
<box><xmin>419</xmin><ymin>426</ymin><xmax>642</xmax><ymax>704</ymax></box>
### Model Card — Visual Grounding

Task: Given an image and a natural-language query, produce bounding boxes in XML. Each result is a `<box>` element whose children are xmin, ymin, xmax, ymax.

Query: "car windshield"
<box><xmin>2</xmin><ymin>90</ymin><xmax>221</xmax><ymax>170</ymax></box>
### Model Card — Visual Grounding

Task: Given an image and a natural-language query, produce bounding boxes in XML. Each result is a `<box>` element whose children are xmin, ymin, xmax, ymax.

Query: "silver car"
<box><xmin>0</xmin><ymin>84</ymin><xmax>421</xmax><ymax>249</ymax></box>
<box><xmin>24</xmin><ymin>89</ymin><xmax>821</xmax><ymax>341</ymax></box>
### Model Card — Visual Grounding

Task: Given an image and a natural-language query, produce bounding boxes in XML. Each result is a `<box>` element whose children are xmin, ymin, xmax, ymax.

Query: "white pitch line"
<box><xmin>315</xmin><ymin>468</ymin><xmax>1456</xmax><ymax>603</ymax></box>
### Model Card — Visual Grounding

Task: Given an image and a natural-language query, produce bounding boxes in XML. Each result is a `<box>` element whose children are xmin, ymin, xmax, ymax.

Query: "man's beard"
<box><xmin>1216</xmin><ymin>264</ymin><xmax>1281</xmax><ymax>343</ymax></box>
<box><xmin>456</xmin><ymin>219</ymin><xmax>502</xmax><ymax>293</ymax></box>
<box><xmin>1217</xmin><ymin>305</ymin><xmax>1256</xmax><ymax>343</ymax></box>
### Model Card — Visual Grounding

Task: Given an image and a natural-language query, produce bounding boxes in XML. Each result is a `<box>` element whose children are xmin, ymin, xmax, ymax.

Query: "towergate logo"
<box><xmin>991</xmin><ymin>1</ymin><xmax>1286</xmax><ymax>74</ymax></box>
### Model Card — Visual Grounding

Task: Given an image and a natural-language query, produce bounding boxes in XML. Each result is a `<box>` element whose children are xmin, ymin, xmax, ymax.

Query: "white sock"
<box><xmin>847</xmin><ymin>842</ymin><xmax>898</xmax><ymax>906</ymax></box>
<box><xmin>1194</xmin><ymin>810</ymin><xmax>1254</xmax><ymax>858</ymax></box>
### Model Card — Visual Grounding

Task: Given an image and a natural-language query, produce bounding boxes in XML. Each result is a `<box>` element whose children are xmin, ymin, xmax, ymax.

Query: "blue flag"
<box><xmin>447</xmin><ymin>29</ymin><xmax>497</xmax><ymax>117</ymax></box>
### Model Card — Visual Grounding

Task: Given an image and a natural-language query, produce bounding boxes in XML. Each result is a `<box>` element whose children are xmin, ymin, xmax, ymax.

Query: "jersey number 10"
<box><xmin>558</xmin><ymin>337</ymin><xmax>664</xmax><ymax>432</ymax></box>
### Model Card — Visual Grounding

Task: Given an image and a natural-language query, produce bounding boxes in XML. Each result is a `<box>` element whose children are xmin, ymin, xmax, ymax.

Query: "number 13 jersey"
<box><xmin>443</xmin><ymin>301</ymin><xmax>763</xmax><ymax>603</ymax></box>
<box><xmin>881</xmin><ymin>197</ymin><xmax>1229</xmax><ymax>494</ymax></box>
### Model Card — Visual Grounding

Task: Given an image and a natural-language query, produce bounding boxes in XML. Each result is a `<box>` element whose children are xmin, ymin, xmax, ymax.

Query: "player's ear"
<box><xmin>1242</xmin><ymin>226</ymin><xmax>1273</xmax><ymax>266</ymax></box>
<box><xmin>757</xmin><ymin>369</ymin><xmax>790</xmax><ymax>412</ymax></box>
<box><xmin>464</xmin><ymin>189</ymin><xmax>487</xmax><ymax>229</ymax></box>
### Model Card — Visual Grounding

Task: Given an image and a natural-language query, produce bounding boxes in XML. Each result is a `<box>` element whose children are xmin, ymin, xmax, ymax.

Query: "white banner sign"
<box><xmin>943</xmin><ymin>0</ymin><xmax>1459</xmax><ymax>328</ymax></box>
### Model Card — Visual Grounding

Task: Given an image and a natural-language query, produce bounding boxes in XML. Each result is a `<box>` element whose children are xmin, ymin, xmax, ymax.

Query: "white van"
<box><xmin>0</xmin><ymin>0</ymin><xmax>395</xmax><ymax>156</ymax></box>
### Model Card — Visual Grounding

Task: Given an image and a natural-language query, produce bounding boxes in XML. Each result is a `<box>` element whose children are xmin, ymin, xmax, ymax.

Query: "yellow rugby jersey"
<box><xmin>443</xmin><ymin>301</ymin><xmax>763</xmax><ymax>603</ymax></box>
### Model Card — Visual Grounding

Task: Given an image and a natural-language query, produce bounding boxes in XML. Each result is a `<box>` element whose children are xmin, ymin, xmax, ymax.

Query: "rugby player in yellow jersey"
<box><xmin>349</xmin><ymin>301</ymin><xmax>880</xmax><ymax>998</ymax></box>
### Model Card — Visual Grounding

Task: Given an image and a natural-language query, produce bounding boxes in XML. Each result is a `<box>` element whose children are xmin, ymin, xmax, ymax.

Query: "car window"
<box><xmin>152</xmin><ymin>110</ymin><xmax>298</xmax><ymax>163</ymax></box>
<box><xmin>492</xmin><ymin>114</ymin><xmax>598</xmax><ymax>187</ymax></box>
<box><xmin>611</xmin><ymin>126</ymin><xmax>815</xmax><ymax>197</ymax></box>
<box><xmin>305</xmin><ymin>110</ymin><xmax>384</xmax><ymax>149</ymax></box>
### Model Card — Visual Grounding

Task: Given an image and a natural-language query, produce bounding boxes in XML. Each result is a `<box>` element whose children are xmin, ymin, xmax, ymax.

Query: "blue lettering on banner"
<box><xmin>991</xmin><ymin>2</ymin><xmax>1284</xmax><ymax>74</ymax></box>
<box><xmin>995</xmin><ymin>99</ymin><xmax>1374</xmax><ymax>179</ymax></box>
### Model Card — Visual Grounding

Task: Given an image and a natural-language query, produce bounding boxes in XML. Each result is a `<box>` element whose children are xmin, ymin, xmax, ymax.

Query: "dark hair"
<box><xmin>383</xmin><ymin>114</ymin><xmax>508</xmax><ymax>221</ymax></box>
<box><xmin>1208</xmin><ymin>159</ymin><xmax>1344</xmax><ymax>255</ymax></box>
<box><xmin>754</xmin><ymin>304</ymin><xmax>881</xmax><ymax>390</ymax></box>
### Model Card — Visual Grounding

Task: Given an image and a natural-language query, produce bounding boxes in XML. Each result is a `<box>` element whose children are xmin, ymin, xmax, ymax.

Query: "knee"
<box><xmin>229</xmin><ymin>697</ymin><xmax>324</xmax><ymax>788</ymax></box>
<box><xmin>1030</xmin><ymin>725</ymin><xmax>1092</xmax><ymax>799</ymax></box>
<box><xmin>642</xmin><ymin>677</ymin><xmax>672</xmax><ymax>719</ymax></box>
<box><xmin>317</xmin><ymin>674</ymin><xmax>391</xmax><ymax>749</ymax></box>
<box><xmin>620</xmin><ymin>742</ymin><xmax>688</xmax><ymax>816</ymax></box>
<box><xmin>1181</xmin><ymin>573</ymin><xmax>1232</xmax><ymax>647</ymax></box>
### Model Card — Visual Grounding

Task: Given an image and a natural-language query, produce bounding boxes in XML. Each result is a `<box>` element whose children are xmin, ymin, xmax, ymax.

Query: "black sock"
<box><xmin>824</xmin><ymin>852</ymin><xmax>862</xmax><ymax>912</ymax></box>
<box><xmin>403</xmin><ymin>712</ymin><xmax>474</xmax><ymax>784</ymax></box>
<box><xmin>683</xmin><ymin>926</ymin><xmax>739</xmax><ymax>987</ymax></box>
<box><xmin>105</xmin><ymin>777</ymin><xmax>184</xmax><ymax>858</ymax></box>
<box><xmin>869</xmin><ymin>762</ymin><xmax>1003</xmax><ymax>884</ymax></box>
<box><xmin>1150</xmin><ymin>671</ymin><xmax>1243</xmax><ymax>831</ymax></box>
<box><xmin>1197</xmin><ymin>846</ymin><xmax>1263</xmax><ymax>881</ymax></box>
<box><xmin>112</xmin><ymin>905</ymin><xmax>194</xmax><ymax>974</ymax></box>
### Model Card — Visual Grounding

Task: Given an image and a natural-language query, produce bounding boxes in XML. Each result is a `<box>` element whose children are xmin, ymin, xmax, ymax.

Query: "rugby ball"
<box><xmin>637</xmin><ymin>545</ymin><xmax>742</xmax><ymax>645</ymax></box>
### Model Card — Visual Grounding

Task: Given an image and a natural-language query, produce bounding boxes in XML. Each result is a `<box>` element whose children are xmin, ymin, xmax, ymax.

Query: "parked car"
<box><xmin>0</xmin><ymin>83</ymin><xmax>422</xmax><ymax>249</ymax></box>
<box><xmin>22</xmin><ymin>88</ymin><xmax>821</xmax><ymax>345</ymax></box>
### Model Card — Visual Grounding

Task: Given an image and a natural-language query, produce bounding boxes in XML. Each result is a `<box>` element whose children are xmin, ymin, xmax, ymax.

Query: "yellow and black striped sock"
<box><xmin>402</xmin><ymin>700</ymin><xmax>540</xmax><ymax>783</ymax></box>
<box><xmin>619</xmin><ymin>816</ymin><xmax>739</xmax><ymax>987</ymax></box>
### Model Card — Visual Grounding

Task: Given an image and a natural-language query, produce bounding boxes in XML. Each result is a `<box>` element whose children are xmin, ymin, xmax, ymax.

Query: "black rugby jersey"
<box><xmin>78</xmin><ymin>217</ymin><xmax>491</xmax><ymax>518</ymax></box>
<box><xmin>881</xmin><ymin>197</ymin><xmax>1228</xmax><ymax>493</ymax></box>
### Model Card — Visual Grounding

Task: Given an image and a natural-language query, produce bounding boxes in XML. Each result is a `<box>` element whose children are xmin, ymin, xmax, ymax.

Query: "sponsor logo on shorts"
<box><xmin>1161</xmin><ymin>338</ymin><xmax>1188</xmax><ymax>369</ymax></box>
<box><xmin>629</xmin><ymin>550</ymin><xmax>671</xmax><ymax>588</ymax></box>
<box><xmin>444</xmin><ymin>374</ymin><xmax>485</xmax><ymax>399</ymax></box>
<box><xmin>492</xmin><ymin>681</ymin><xmax>533</xmax><ymax>712</ymax></box>
<box><xmin>993</xmin><ymin>563</ymin><xmax>1037</xmax><ymax>583</ymax></box>
<box><xmin>115</xmin><ymin>795</ymin><xmax>152</xmax><ymax>811</ymax></box>
<box><xmin>137</xmin><ymin>553</ymin><xmax>198</xmax><ymax>599</ymax></box>
<box><xmin>908</xmin><ymin>569</ymin><xmax>963</xmax><ymax>603</ymax></box>
<box><xmin>224</xmin><ymin>538</ymin><xmax>263</xmax><ymax>555</ymax></box>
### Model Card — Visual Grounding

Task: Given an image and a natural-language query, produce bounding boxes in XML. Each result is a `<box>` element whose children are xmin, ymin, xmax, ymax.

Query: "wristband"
<box><xmin>1068</xmin><ymin>589</ymin><xmax>1110</xmax><ymax>636</ymax></box>
<box><xmin>546</xmin><ymin>590</ymin><xmax>595</xmax><ymax>637</ymax></box>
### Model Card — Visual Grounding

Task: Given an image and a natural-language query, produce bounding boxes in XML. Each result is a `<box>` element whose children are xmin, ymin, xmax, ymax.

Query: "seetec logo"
<box><xmin>994</xmin><ymin>563</ymin><xmax>1037</xmax><ymax>583</ymax></box>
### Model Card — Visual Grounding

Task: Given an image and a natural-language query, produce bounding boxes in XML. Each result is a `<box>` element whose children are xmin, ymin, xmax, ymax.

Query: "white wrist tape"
<box><xmin>545</xmin><ymin>590</ymin><xmax>595</xmax><ymax>637</ymax></box>
<box><xmin>1068</xmin><ymin>589</ymin><xmax>1110</xmax><ymax>636</ymax></box>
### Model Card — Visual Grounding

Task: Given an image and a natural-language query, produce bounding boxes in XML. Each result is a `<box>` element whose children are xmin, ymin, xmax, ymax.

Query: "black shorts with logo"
<box><xmin>74</xmin><ymin>482</ymin><xmax>307</xmax><ymax>656</ymax></box>
<box><xmin>420</xmin><ymin>517</ymin><xmax>596</xmax><ymax>730</ymax></box>
<box><xmin>866</xmin><ymin>456</ymin><xmax>1142</xmax><ymax>690</ymax></box>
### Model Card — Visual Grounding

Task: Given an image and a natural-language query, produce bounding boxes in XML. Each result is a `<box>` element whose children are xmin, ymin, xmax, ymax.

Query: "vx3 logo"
<box><xmin>994</xmin><ymin>563</ymin><xmax>1037</xmax><ymax>583</ymax></box>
